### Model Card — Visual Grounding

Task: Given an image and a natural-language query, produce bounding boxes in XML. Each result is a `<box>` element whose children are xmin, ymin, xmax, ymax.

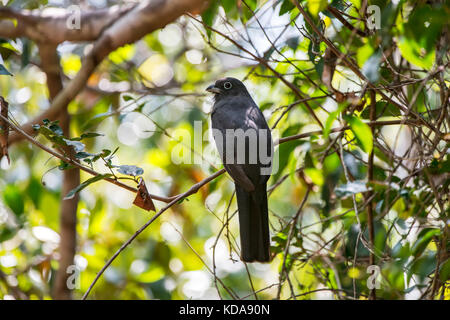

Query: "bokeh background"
<box><xmin>0</xmin><ymin>0</ymin><xmax>448</xmax><ymax>300</ymax></box>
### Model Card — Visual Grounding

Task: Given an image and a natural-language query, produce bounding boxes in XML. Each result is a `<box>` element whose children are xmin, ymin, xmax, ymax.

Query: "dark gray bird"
<box><xmin>206</xmin><ymin>77</ymin><xmax>273</xmax><ymax>263</ymax></box>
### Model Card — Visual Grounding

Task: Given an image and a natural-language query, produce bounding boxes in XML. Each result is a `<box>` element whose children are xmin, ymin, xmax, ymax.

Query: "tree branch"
<box><xmin>293</xmin><ymin>0</ymin><xmax>442</xmax><ymax>135</ymax></box>
<box><xmin>0</xmin><ymin>4</ymin><xmax>135</xmax><ymax>43</ymax></box>
<box><xmin>33</xmin><ymin>43</ymin><xmax>79</xmax><ymax>300</ymax></box>
<box><xmin>7</xmin><ymin>0</ymin><xmax>205</xmax><ymax>145</ymax></box>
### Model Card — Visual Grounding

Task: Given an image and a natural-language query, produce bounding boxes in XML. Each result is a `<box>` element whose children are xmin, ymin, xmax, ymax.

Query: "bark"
<box><xmin>38</xmin><ymin>45</ymin><xmax>80</xmax><ymax>300</ymax></box>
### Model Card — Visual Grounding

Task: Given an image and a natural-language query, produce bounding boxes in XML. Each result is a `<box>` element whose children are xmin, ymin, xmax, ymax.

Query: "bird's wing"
<box><xmin>212</xmin><ymin>98</ymin><xmax>272</xmax><ymax>187</ymax></box>
<box><xmin>223</xmin><ymin>163</ymin><xmax>255</xmax><ymax>192</ymax></box>
<box><xmin>243</xmin><ymin>106</ymin><xmax>273</xmax><ymax>184</ymax></box>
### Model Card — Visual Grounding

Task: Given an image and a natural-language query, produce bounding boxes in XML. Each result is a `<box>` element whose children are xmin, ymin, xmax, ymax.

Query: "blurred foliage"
<box><xmin>0</xmin><ymin>0</ymin><xmax>449</xmax><ymax>300</ymax></box>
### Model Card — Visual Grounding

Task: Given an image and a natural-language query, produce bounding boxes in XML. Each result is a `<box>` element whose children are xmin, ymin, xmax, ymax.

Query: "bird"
<box><xmin>206</xmin><ymin>77</ymin><xmax>273</xmax><ymax>263</ymax></box>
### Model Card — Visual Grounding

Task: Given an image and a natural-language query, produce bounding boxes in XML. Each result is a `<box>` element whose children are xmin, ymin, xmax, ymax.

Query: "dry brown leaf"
<box><xmin>39</xmin><ymin>259</ymin><xmax>52</xmax><ymax>283</ymax></box>
<box><xmin>133</xmin><ymin>178</ymin><xmax>156</xmax><ymax>212</ymax></box>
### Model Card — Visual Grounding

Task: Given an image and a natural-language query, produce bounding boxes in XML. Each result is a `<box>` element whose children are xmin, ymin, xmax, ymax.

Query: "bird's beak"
<box><xmin>206</xmin><ymin>84</ymin><xmax>222</xmax><ymax>94</ymax></box>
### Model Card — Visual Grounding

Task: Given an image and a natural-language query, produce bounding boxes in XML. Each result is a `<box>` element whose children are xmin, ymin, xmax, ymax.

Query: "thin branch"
<box><xmin>81</xmin><ymin>168</ymin><xmax>225</xmax><ymax>299</ymax></box>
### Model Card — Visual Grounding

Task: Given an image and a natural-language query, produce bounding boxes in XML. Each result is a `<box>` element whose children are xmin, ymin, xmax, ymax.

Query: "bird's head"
<box><xmin>206</xmin><ymin>77</ymin><xmax>249</xmax><ymax>100</ymax></box>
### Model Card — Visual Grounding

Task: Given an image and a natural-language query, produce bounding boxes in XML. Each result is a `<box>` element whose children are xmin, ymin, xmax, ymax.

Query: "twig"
<box><xmin>0</xmin><ymin>112</ymin><xmax>172</xmax><ymax>203</ymax></box>
<box><xmin>367</xmin><ymin>90</ymin><xmax>376</xmax><ymax>300</ymax></box>
<box><xmin>81</xmin><ymin>169</ymin><xmax>225</xmax><ymax>299</ymax></box>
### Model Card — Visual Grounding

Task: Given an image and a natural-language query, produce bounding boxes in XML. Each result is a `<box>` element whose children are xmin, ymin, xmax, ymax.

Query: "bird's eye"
<box><xmin>223</xmin><ymin>82</ymin><xmax>232</xmax><ymax>90</ymax></box>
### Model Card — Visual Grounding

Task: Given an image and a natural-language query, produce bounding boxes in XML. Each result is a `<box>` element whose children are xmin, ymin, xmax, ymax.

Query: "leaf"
<box><xmin>392</xmin><ymin>240</ymin><xmax>410</xmax><ymax>260</ymax></box>
<box><xmin>362</xmin><ymin>50</ymin><xmax>382</xmax><ymax>83</ymax></box>
<box><xmin>122</xmin><ymin>94</ymin><xmax>134</xmax><ymax>101</ymax></box>
<box><xmin>345</xmin><ymin>116</ymin><xmax>373</xmax><ymax>154</ymax></box>
<box><xmin>3</xmin><ymin>185</ymin><xmax>24</xmax><ymax>217</ymax></box>
<box><xmin>272</xmin><ymin>130</ymin><xmax>303</xmax><ymax>182</ymax></box>
<box><xmin>241</xmin><ymin>0</ymin><xmax>257</xmax><ymax>22</ymax></box>
<box><xmin>411</xmin><ymin>228</ymin><xmax>440</xmax><ymax>258</ymax></box>
<box><xmin>398</xmin><ymin>37</ymin><xmax>435</xmax><ymax>70</ymax></box>
<box><xmin>314</xmin><ymin>57</ymin><xmax>324</xmax><ymax>79</ymax></box>
<box><xmin>285</xmin><ymin>36</ymin><xmax>300</xmax><ymax>50</ymax></box>
<box><xmin>58</xmin><ymin>161</ymin><xmax>72</xmax><ymax>170</ymax></box>
<box><xmin>71</xmin><ymin>132</ymin><xmax>104</xmax><ymax>141</ymax></box>
<box><xmin>408</xmin><ymin>253</ymin><xmax>436</xmax><ymax>282</ymax></box>
<box><xmin>439</xmin><ymin>258</ymin><xmax>450</xmax><ymax>282</ymax></box>
<box><xmin>304</xmin><ymin>167</ymin><xmax>324</xmax><ymax>186</ymax></box>
<box><xmin>133</xmin><ymin>179</ymin><xmax>155</xmax><ymax>212</ymax></box>
<box><xmin>75</xmin><ymin>151</ymin><xmax>94</xmax><ymax>159</ymax></box>
<box><xmin>64</xmin><ymin>174</ymin><xmax>113</xmax><ymax>200</ymax></box>
<box><xmin>63</xmin><ymin>139</ymin><xmax>85</xmax><ymax>152</ymax></box>
<box><xmin>21</xmin><ymin>38</ymin><xmax>31</xmax><ymax>68</ymax></box>
<box><xmin>222</xmin><ymin>0</ymin><xmax>236</xmax><ymax>12</ymax></box>
<box><xmin>201</xmin><ymin>0</ymin><xmax>219</xmax><ymax>37</ymax></box>
<box><xmin>0</xmin><ymin>226</ymin><xmax>17</xmax><ymax>242</ymax></box>
<box><xmin>116</xmin><ymin>165</ymin><xmax>144</xmax><ymax>177</ymax></box>
<box><xmin>0</xmin><ymin>39</ymin><xmax>20</xmax><ymax>54</ymax></box>
<box><xmin>307</xmin><ymin>0</ymin><xmax>328</xmax><ymax>17</ymax></box>
<box><xmin>361</xmin><ymin>101</ymin><xmax>401</xmax><ymax>119</ymax></box>
<box><xmin>335</xmin><ymin>181</ymin><xmax>369</xmax><ymax>197</ymax></box>
<box><xmin>279</xmin><ymin>0</ymin><xmax>295</xmax><ymax>16</ymax></box>
<box><xmin>177</xmin><ymin>197</ymin><xmax>189</xmax><ymax>204</ymax></box>
<box><xmin>0</xmin><ymin>64</ymin><xmax>13</xmax><ymax>76</ymax></box>
<box><xmin>49</xmin><ymin>123</ymin><xmax>63</xmax><ymax>135</ymax></box>
<box><xmin>398</xmin><ymin>4</ymin><xmax>446</xmax><ymax>70</ymax></box>
<box><xmin>324</xmin><ymin>104</ymin><xmax>346</xmax><ymax>138</ymax></box>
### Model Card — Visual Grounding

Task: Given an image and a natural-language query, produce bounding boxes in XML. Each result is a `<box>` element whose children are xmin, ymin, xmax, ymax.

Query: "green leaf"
<box><xmin>116</xmin><ymin>165</ymin><xmax>144</xmax><ymax>177</ymax></box>
<box><xmin>307</xmin><ymin>0</ymin><xmax>328</xmax><ymax>17</ymax></box>
<box><xmin>58</xmin><ymin>161</ymin><xmax>72</xmax><ymax>170</ymax></box>
<box><xmin>314</xmin><ymin>57</ymin><xmax>324</xmax><ymax>79</ymax></box>
<box><xmin>49</xmin><ymin>123</ymin><xmax>63</xmax><ymax>135</ymax></box>
<box><xmin>201</xmin><ymin>0</ymin><xmax>219</xmax><ymax>37</ymax></box>
<box><xmin>272</xmin><ymin>138</ymin><xmax>303</xmax><ymax>182</ymax></box>
<box><xmin>279</xmin><ymin>0</ymin><xmax>295</xmax><ymax>16</ymax></box>
<box><xmin>346</xmin><ymin>116</ymin><xmax>373</xmax><ymax>154</ymax></box>
<box><xmin>71</xmin><ymin>132</ymin><xmax>104</xmax><ymax>141</ymax></box>
<box><xmin>0</xmin><ymin>226</ymin><xmax>17</xmax><ymax>242</ymax></box>
<box><xmin>304</xmin><ymin>167</ymin><xmax>324</xmax><ymax>186</ymax></box>
<box><xmin>64</xmin><ymin>174</ymin><xmax>113</xmax><ymax>200</ymax></box>
<box><xmin>408</xmin><ymin>253</ymin><xmax>436</xmax><ymax>282</ymax></box>
<box><xmin>101</xmin><ymin>149</ymin><xmax>111</xmax><ymax>157</ymax></box>
<box><xmin>398</xmin><ymin>4</ymin><xmax>446</xmax><ymax>70</ymax></box>
<box><xmin>222</xmin><ymin>0</ymin><xmax>236</xmax><ymax>12</ymax></box>
<box><xmin>3</xmin><ymin>185</ymin><xmax>24</xmax><ymax>217</ymax></box>
<box><xmin>392</xmin><ymin>240</ymin><xmax>410</xmax><ymax>260</ymax></box>
<box><xmin>241</xmin><ymin>0</ymin><xmax>257</xmax><ymax>22</ymax></box>
<box><xmin>122</xmin><ymin>94</ymin><xmax>134</xmax><ymax>101</ymax></box>
<box><xmin>361</xmin><ymin>101</ymin><xmax>401</xmax><ymax>119</ymax></box>
<box><xmin>27</xmin><ymin>177</ymin><xmax>43</xmax><ymax>208</ymax></box>
<box><xmin>398</xmin><ymin>37</ymin><xmax>435</xmax><ymax>70</ymax></box>
<box><xmin>411</xmin><ymin>228</ymin><xmax>440</xmax><ymax>258</ymax></box>
<box><xmin>439</xmin><ymin>258</ymin><xmax>450</xmax><ymax>282</ymax></box>
<box><xmin>0</xmin><ymin>39</ymin><xmax>20</xmax><ymax>54</ymax></box>
<box><xmin>324</xmin><ymin>104</ymin><xmax>346</xmax><ymax>138</ymax></box>
<box><xmin>75</xmin><ymin>151</ymin><xmax>94</xmax><ymax>159</ymax></box>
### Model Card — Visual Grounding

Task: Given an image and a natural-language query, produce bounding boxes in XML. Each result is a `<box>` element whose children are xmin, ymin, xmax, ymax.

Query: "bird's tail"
<box><xmin>235</xmin><ymin>183</ymin><xmax>270</xmax><ymax>262</ymax></box>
